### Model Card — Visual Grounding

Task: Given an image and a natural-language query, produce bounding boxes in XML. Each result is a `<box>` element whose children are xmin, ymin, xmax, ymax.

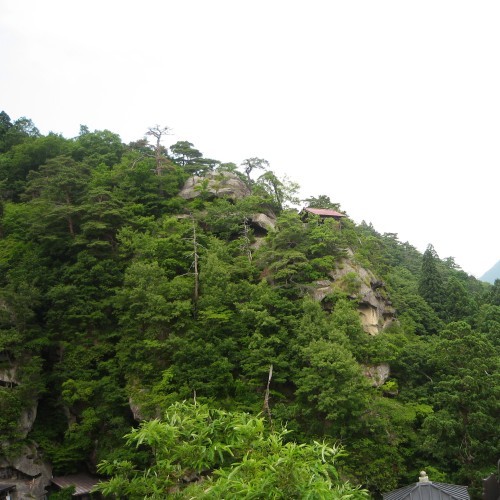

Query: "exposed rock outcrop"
<box><xmin>0</xmin><ymin>361</ymin><xmax>39</xmax><ymax>439</ymax></box>
<box><xmin>311</xmin><ymin>250</ymin><xmax>396</xmax><ymax>335</ymax></box>
<box><xmin>330</xmin><ymin>253</ymin><xmax>395</xmax><ymax>335</ymax></box>
<box><xmin>0</xmin><ymin>366</ymin><xmax>48</xmax><ymax>496</ymax></box>
<box><xmin>19</xmin><ymin>404</ymin><xmax>38</xmax><ymax>439</ymax></box>
<box><xmin>311</xmin><ymin>280</ymin><xmax>333</xmax><ymax>302</ymax></box>
<box><xmin>250</xmin><ymin>212</ymin><xmax>276</xmax><ymax>233</ymax></box>
<box><xmin>0</xmin><ymin>444</ymin><xmax>52</xmax><ymax>499</ymax></box>
<box><xmin>362</xmin><ymin>363</ymin><xmax>390</xmax><ymax>387</ymax></box>
<box><xmin>0</xmin><ymin>365</ymin><xmax>19</xmax><ymax>387</ymax></box>
<box><xmin>179</xmin><ymin>172</ymin><xmax>251</xmax><ymax>200</ymax></box>
<box><xmin>129</xmin><ymin>395</ymin><xmax>146</xmax><ymax>422</ymax></box>
<box><xmin>309</xmin><ymin>257</ymin><xmax>396</xmax><ymax>389</ymax></box>
<box><xmin>249</xmin><ymin>213</ymin><xmax>276</xmax><ymax>250</ymax></box>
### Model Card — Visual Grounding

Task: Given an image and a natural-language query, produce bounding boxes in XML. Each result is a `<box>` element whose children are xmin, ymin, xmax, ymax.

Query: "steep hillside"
<box><xmin>0</xmin><ymin>114</ymin><xmax>498</xmax><ymax>498</ymax></box>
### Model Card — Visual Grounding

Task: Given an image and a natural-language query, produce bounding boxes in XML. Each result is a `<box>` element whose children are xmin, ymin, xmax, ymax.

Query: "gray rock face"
<box><xmin>311</xmin><ymin>280</ymin><xmax>333</xmax><ymax>302</ymax></box>
<box><xmin>19</xmin><ymin>404</ymin><xmax>38</xmax><ymax>439</ymax></box>
<box><xmin>0</xmin><ymin>365</ymin><xmax>19</xmax><ymax>386</ymax></box>
<box><xmin>129</xmin><ymin>395</ymin><xmax>146</xmax><ymax>421</ymax></box>
<box><xmin>362</xmin><ymin>363</ymin><xmax>390</xmax><ymax>387</ymax></box>
<box><xmin>330</xmin><ymin>254</ymin><xmax>395</xmax><ymax>335</ymax></box>
<box><xmin>251</xmin><ymin>213</ymin><xmax>276</xmax><ymax>232</ymax></box>
<box><xmin>310</xmin><ymin>250</ymin><xmax>396</xmax><ymax>335</ymax></box>
<box><xmin>179</xmin><ymin>172</ymin><xmax>251</xmax><ymax>200</ymax></box>
<box><xmin>0</xmin><ymin>444</ymin><xmax>52</xmax><ymax>499</ymax></box>
<box><xmin>308</xmin><ymin>255</ymin><xmax>396</xmax><ymax>388</ymax></box>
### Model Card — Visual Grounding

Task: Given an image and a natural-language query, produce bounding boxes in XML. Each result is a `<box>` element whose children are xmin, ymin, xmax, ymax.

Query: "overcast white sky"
<box><xmin>1</xmin><ymin>1</ymin><xmax>499</xmax><ymax>278</ymax></box>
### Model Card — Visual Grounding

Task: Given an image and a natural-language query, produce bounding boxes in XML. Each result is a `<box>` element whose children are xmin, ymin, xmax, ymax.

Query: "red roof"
<box><xmin>303</xmin><ymin>207</ymin><xmax>345</xmax><ymax>218</ymax></box>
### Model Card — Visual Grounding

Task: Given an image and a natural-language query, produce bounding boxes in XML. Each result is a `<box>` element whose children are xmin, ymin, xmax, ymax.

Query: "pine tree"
<box><xmin>418</xmin><ymin>244</ymin><xmax>445</xmax><ymax>318</ymax></box>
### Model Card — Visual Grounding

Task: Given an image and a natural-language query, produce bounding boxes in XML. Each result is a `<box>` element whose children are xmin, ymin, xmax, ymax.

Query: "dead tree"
<box><xmin>192</xmin><ymin>217</ymin><xmax>200</xmax><ymax>304</ymax></box>
<box><xmin>241</xmin><ymin>217</ymin><xmax>253</xmax><ymax>264</ymax></box>
<box><xmin>132</xmin><ymin>125</ymin><xmax>172</xmax><ymax>175</ymax></box>
<box><xmin>146</xmin><ymin>125</ymin><xmax>172</xmax><ymax>175</ymax></box>
<box><xmin>263</xmin><ymin>364</ymin><xmax>273</xmax><ymax>427</ymax></box>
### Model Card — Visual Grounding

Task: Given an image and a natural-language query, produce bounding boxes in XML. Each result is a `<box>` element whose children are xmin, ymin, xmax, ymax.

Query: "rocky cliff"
<box><xmin>311</xmin><ymin>250</ymin><xmax>396</xmax><ymax>335</ymax></box>
<box><xmin>179</xmin><ymin>171</ymin><xmax>251</xmax><ymax>200</ymax></box>
<box><xmin>0</xmin><ymin>361</ymin><xmax>52</xmax><ymax>498</ymax></box>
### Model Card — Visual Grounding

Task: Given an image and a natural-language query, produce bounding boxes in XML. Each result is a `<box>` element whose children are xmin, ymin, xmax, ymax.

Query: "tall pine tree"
<box><xmin>418</xmin><ymin>244</ymin><xmax>445</xmax><ymax>319</ymax></box>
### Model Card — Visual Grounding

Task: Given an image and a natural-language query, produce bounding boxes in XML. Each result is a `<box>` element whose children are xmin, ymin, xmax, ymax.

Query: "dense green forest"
<box><xmin>0</xmin><ymin>111</ymin><xmax>498</xmax><ymax>498</ymax></box>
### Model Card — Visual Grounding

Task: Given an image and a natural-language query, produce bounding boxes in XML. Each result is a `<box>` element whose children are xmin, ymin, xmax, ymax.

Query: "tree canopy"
<box><xmin>0</xmin><ymin>112</ymin><xmax>497</xmax><ymax>498</ymax></box>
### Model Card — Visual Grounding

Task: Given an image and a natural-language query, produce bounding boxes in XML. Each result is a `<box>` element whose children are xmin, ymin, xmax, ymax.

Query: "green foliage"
<box><xmin>95</xmin><ymin>401</ymin><xmax>367</xmax><ymax>499</ymax></box>
<box><xmin>256</xmin><ymin>171</ymin><xmax>300</xmax><ymax>210</ymax></box>
<box><xmin>0</xmin><ymin>113</ymin><xmax>498</xmax><ymax>496</ymax></box>
<box><xmin>475</xmin><ymin>304</ymin><xmax>500</xmax><ymax>345</ymax></box>
<box><xmin>0</xmin><ymin>132</ymin><xmax>73</xmax><ymax>200</ymax></box>
<box><xmin>261</xmin><ymin>210</ymin><xmax>348</xmax><ymax>291</ymax></box>
<box><xmin>386</xmin><ymin>266</ymin><xmax>443</xmax><ymax>335</ymax></box>
<box><xmin>418</xmin><ymin>244</ymin><xmax>446</xmax><ymax>318</ymax></box>
<box><xmin>48</xmin><ymin>486</ymin><xmax>76</xmax><ymax>499</ymax></box>
<box><xmin>73</xmin><ymin>127</ymin><xmax>124</xmax><ymax>167</ymax></box>
<box><xmin>419</xmin><ymin>322</ymin><xmax>500</xmax><ymax>483</ymax></box>
<box><xmin>304</xmin><ymin>194</ymin><xmax>342</xmax><ymax>211</ymax></box>
<box><xmin>443</xmin><ymin>276</ymin><xmax>474</xmax><ymax>322</ymax></box>
<box><xmin>486</xmin><ymin>278</ymin><xmax>500</xmax><ymax>306</ymax></box>
<box><xmin>241</xmin><ymin>157</ymin><xmax>269</xmax><ymax>182</ymax></box>
<box><xmin>338</xmin><ymin>271</ymin><xmax>361</xmax><ymax>296</ymax></box>
<box><xmin>169</xmin><ymin>140</ymin><xmax>216</xmax><ymax>176</ymax></box>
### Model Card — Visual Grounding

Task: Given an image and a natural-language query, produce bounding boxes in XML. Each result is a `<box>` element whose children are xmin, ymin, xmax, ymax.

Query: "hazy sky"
<box><xmin>1</xmin><ymin>1</ymin><xmax>499</xmax><ymax>277</ymax></box>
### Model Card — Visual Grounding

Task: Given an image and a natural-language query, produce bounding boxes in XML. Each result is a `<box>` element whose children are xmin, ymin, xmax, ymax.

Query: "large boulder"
<box><xmin>0</xmin><ymin>444</ymin><xmax>52</xmax><ymax>499</ymax></box>
<box><xmin>250</xmin><ymin>212</ymin><xmax>276</xmax><ymax>233</ymax></box>
<box><xmin>179</xmin><ymin>172</ymin><xmax>251</xmax><ymax>200</ymax></box>
<box><xmin>0</xmin><ymin>365</ymin><xmax>19</xmax><ymax>387</ymax></box>
<box><xmin>362</xmin><ymin>363</ymin><xmax>390</xmax><ymax>387</ymax></box>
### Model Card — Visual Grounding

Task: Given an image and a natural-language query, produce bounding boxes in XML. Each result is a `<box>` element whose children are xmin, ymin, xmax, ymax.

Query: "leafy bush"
<box><xmin>95</xmin><ymin>401</ymin><xmax>367</xmax><ymax>499</ymax></box>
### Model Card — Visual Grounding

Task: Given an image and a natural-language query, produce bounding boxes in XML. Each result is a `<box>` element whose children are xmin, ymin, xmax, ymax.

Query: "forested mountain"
<box><xmin>0</xmin><ymin>112</ymin><xmax>498</xmax><ymax>499</ymax></box>
<box><xmin>480</xmin><ymin>260</ymin><xmax>500</xmax><ymax>284</ymax></box>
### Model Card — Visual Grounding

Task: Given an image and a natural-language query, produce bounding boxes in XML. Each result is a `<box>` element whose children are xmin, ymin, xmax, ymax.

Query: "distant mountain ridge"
<box><xmin>480</xmin><ymin>260</ymin><xmax>500</xmax><ymax>283</ymax></box>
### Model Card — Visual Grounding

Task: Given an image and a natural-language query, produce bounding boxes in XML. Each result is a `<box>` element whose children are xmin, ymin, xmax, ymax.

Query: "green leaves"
<box><xmin>1</xmin><ymin>114</ymin><xmax>498</xmax><ymax>496</ymax></box>
<box><xmin>96</xmin><ymin>402</ymin><xmax>367</xmax><ymax>499</ymax></box>
<box><xmin>418</xmin><ymin>244</ymin><xmax>446</xmax><ymax>317</ymax></box>
<box><xmin>295</xmin><ymin>339</ymin><xmax>370</xmax><ymax>433</ymax></box>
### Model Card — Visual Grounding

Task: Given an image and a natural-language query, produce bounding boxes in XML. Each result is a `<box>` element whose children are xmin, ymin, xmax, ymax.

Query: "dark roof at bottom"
<box><xmin>383</xmin><ymin>481</ymin><xmax>470</xmax><ymax>500</ymax></box>
<box><xmin>51</xmin><ymin>473</ymin><xmax>100</xmax><ymax>496</ymax></box>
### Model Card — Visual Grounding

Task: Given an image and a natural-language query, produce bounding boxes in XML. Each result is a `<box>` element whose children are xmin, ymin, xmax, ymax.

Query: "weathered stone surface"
<box><xmin>308</xmin><ymin>250</ymin><xmax>396</xmax><ymax>335</ymax></box>
<box><xmin>18</xmin><ymin>403</ymin><xmax>38</xmax><ymax>439</ymax></box>
<box><xmin>179</xmin><ymin>172</ymin><xmax>251</xmax><ymax>200</ymax></box>
<box><xmin>362</xmin><ymin>363</ymin><xmax>390</xmax><ymax>387</ymax></box>
<box><xmin>0</xmin><ymin>356</ymin><xmax>20</xmax><ymax>387</ymax></box>
<box><xmin>0</xmin><ymin>365</ymin><xmax>19</xmax><ymax>386</ymax></box>
<box><xmin>330</xmin><ymin>253</ymin><xmax>395</xmax><ymax>335</ymax></box>
<box><xmin>311</xmin><ymin>280</ymin><xmax>333</xmax><ymax>302</ymax></box>
<box><xmin>357</xmin><ymin>291</ymin><xmax>395</xmax><ymax>335</ymax></box>
<box><xmin>0</xmin><ymin>444</ymin><xmax>52</xmax><ymax>499</ymax></box>
<box><xmin>129</xmin><ymin>395</ymin><xmax>145</xmax><ymax>422</ymax></box>
<box><xmin>251</xmin><ymin>212</ymin><xmax>276</xmax><ymax>232</ymax></box>
<box><xmin>358</xmin><ymin>303</ymin><xmax>380</xmax><ymax>335</ymax></box>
